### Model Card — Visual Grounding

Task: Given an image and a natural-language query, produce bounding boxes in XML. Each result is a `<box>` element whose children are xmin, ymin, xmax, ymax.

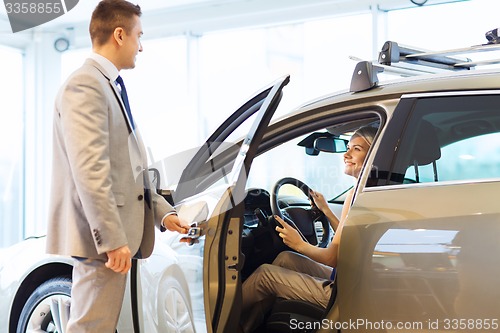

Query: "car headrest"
<box><xmin>411</xmin><ymin>120</ymin><xmax>441</xmax><ymax>166</ymax></box>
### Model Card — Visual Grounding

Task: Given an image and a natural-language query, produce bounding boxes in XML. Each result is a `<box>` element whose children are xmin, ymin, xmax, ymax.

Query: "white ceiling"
<box><xmin>0</xmin><ymin>0</ymin><xmax>467</xmax><ymax>49</ymax></box>
<box><xmin>30</xmin><ymin>0</ymin><xmax>225</xmax><ymax>26</ymax></box>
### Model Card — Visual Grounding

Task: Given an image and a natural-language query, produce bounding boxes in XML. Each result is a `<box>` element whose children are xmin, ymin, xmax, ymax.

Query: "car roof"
<box><xmin>291</xmin><ymin>36</ymin><xmax>500</xmax><ymax>116</ymax></box>
<box><xmin>286</xmin><ymin>68</ymin><xmax>500</xmax><ymax>118</ymax></box>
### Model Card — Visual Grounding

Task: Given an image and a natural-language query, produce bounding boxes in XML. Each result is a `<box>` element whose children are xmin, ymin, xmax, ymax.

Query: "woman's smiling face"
<box><xmin>343</xmin><ymin>135</ymin><xmax>370</xmax><ymax>178</ymax></box>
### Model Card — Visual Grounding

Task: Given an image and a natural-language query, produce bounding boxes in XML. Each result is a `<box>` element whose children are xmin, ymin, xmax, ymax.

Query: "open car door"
<box><xmin>175</xmin><ymin>75</ymin><xmax>289</xmax><ymax>332</ymax></box>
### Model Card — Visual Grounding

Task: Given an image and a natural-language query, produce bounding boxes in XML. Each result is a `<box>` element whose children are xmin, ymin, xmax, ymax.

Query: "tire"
<box><xmin>158</xmin><ymin>275</ymin><xmax>195</xmax><ymax>333</ymax></box>
<box><xmin>17</xmin><ymin>276</ymin><xmax>72</xmax><ymax>333</ymax></box>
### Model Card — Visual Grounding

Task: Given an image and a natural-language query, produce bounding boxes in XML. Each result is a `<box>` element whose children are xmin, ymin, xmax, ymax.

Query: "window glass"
<box><xmin>374</xmin><ymin>94</ymin><xmax>500</xmax><ymax>186</ymax></box>
<box><xmin>247</xmin><ymin>115</ymin><xmax>381</xmax><ymax>201</ymax></box>
<box><xmin>171</xmin><ymin>78</ymin><xmax>288</xmax><ymax>203</ymax></box>
<box><xmin>404</xmin><ymin>132</ymin><xmax>500</xmax><ymax>183</ymax></box>
<box><xmin>438</xmin><ymin>133</ymin><xmax>500</xmax><ymax>181</ymax></box>
<box><xmin>0</xmin><ymin>46</ymin><xmax>23</xmax><ymax>248</ymax></box>
<box><xmin>248</xmin><ymin>135</ymin><xmax>353</xmax><ymax>200</ymax></box>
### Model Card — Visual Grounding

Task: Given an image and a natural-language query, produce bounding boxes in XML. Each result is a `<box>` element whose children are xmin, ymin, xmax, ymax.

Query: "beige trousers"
<box><xmin>66</xmin><ymin>257</ymin><xmax>128</xmax><ymax>333</ymax></box>
<box><xmin>241</xmin><ymin>251</ymin><xmax>334</xmax><ymax>332</ymax></box>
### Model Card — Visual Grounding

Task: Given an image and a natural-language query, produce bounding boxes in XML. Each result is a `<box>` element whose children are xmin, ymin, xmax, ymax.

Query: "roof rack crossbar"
<box><xmin>405</xmin><ymin>43</ymin><xmax>500</xmax><ymax>59</ymax></box>
<box><xmin>378</xmin><ymin>40</ymin><xmax>500</xmax><ymax>72</ymax></box>
<box><xmin>350</xmin><ymin>33</ymin><xmax>500</xmax><ymax>93</ymax></box>
<box><xmin>378</xmin><ymin>41</ymin><xmax>471</xmax><ymax>71</ymax></box>
<box><xmin>454</xmin><ymin>58</ymin><xmax>500</xmax><ymax>68</ymax></box>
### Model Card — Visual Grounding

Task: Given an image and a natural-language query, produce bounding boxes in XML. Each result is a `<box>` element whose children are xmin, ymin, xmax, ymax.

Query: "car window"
<box><xmin>370</xmin><ymin>93</ymin><xmax>500</xmax><ymax>186</ymax></box>
<box><xmin>405</xmin><ymin>132</ymin><xmax>500</xmax><ymax>183</ymax></box>
<box><xmin>173</xmin><ymin>76</ymin><xmax>288</xmax><ymax>203</ymax></box>
<box><xmin>247</xmin><ymin>132</ymin><xmax>355</xmax><ymax>201</ymax></box>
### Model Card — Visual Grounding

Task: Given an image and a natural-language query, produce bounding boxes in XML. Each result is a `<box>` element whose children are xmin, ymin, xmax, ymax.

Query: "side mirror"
<box><xmin>314</xmin><ymin>137</ymin><xmax>348</xmax><ymax>153</ymax></box>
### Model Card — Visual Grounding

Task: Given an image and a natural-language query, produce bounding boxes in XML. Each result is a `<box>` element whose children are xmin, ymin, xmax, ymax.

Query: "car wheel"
<box><xmin>17</xmin><ymin>276</ymin><xmax>72</xmax><ymax>333</ymax></box>
<box><xmin>159</xmin><ymin>276</ymin><xmax>195</xmax><ymax>333</ymax></box>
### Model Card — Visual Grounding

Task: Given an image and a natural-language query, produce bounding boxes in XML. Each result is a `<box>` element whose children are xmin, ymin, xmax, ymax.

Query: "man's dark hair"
<box><xmin>89</xmin><ymin>0</ymin><xmax>142</xmax><ymax>46</ymax></box>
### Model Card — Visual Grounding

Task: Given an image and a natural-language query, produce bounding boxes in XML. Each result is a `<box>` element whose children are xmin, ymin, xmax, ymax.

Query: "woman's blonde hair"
<box><xmin>351</xmin><ymin>126</ymin><xmax>378</xmax><ymax>146</ymax></box>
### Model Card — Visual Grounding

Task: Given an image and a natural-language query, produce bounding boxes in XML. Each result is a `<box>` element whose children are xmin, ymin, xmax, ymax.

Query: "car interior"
<box><xmin>375</xmin><ymin>94</ymin><xmax>500</xmax><ymax>187</ymax></box>
<box><xmin>238</xmin><ymin>117</ymin><xmax>381</xmax><ymax>332</ymax></box>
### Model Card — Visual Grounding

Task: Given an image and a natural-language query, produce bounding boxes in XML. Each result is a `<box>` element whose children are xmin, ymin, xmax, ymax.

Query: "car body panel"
<box><xmin>337</xmin><ymin>180</ymin><xmax>500</xmax><ymax>331</ymax></box>
<box><xmin>200</xmin><ymin>75</ymin><xmax>290</xmax><ymax>332</ymax></box>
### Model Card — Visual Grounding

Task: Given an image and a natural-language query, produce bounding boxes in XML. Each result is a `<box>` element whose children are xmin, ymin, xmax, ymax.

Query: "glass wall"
<box><xmin>386</xmin><ymin>0</ymin><xmax>500</xmax><ymax>67</ymax></box>
<box><xmin>59</xmin><ymin>14</ymin><xmax>372</xmax><ymax>169</ymax></box>
<box><xmin>198</xmin><ymin>13</ymin><xmax>373</xmax><ymax>136</ymax></box>
<box><xmin>125</xmin><ymin>36</ymin><xmax>191</xmax><ymax>160</ymax></box>
<box><xmin>134</xmin><ymin>14</ymin><xmax>371</xmax><ymax>164</ymax></box>
<box><xmin>4</xmin><ymin>0</ymin><xmax>500</xmax><ymax>247</ymax></box>
<box><xmin>62</xmin><ymin>37</ymin><xmax>192</xmax><ymax>162</ymax></box>
<box><xmin>0</xmin><ymin>46</ymin><xmax>24</xmax><ymax>248</ymax></box>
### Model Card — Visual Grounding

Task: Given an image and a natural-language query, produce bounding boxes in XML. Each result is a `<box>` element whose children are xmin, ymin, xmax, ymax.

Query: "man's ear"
<box><xmin>113</xmin><ymin>27</ymin><xmax>125</xmax><ymax>46</ymax></box>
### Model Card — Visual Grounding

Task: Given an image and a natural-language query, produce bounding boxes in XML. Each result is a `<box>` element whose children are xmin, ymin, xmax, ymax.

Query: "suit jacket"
<box><xmin>47</xmin><ymin>58</ymin><xmax>174</xmax><ymax>260</ymax></box>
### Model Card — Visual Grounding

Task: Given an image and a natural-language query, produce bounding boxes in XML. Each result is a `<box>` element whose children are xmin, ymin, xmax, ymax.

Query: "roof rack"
<box><xmin>350</xmin><ymin>28</ymin><xmax>500</xmax><ymax>93</ymax></box>
<box><xmin>378</xmin><ymin>41</ymin><xmax>500</xmax><ymax>71</ymax></box>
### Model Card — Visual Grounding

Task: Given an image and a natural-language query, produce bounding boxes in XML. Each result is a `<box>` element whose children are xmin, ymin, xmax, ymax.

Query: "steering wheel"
<box><xmin>270</xmin><ymin>177</ymin><xmax>331</xmax><ymax>248</ymax></box>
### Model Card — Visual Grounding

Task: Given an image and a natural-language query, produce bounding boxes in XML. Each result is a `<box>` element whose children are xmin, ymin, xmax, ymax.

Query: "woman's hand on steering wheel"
<box><xmin>271</xmin><ymin>177</ymin><xmax>331</xmax><ymax>248</ymax></box>
<box><xmin>309</xmin><ymin>189</ymin><xmax>329</xmax><ymax>213</ymax></box>
<box><xmin>275</xmin><ymin>215</ymin><xmax>307</xmax><ymax>252</ymax></box>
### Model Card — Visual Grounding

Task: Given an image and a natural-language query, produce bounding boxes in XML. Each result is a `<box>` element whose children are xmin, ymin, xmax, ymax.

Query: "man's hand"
<box><xmin>162</xmin><ymin>214</ymin><xmax>190</xmax><ymax>234</ymax></box>
<box><xmin>105</xmin><ymin>245</ymin><xmax>132</xmax><ymax>274</ymax></box>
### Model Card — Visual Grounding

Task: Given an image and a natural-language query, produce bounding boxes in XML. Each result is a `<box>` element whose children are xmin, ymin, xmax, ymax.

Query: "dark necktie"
<box><xmin>115</xmin><ymin>75</ymin><xmax>135</xmax><ymax>130</ymax></box>
<box><xmin>116</xmin><ymin>76</ymin><xmax>150</xmax><ymax>207</ymax></box>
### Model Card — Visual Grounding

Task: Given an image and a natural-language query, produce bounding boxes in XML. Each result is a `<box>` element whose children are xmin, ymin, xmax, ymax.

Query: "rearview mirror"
<box><xmin>298</xmin><ymin>132</ymin><xmax>348</xmax><ymax>155</ymax></box>
<box><xmin>313</xmin><ymin>137</ymin><xmax>348</xmax><ymax>153</ymax></box>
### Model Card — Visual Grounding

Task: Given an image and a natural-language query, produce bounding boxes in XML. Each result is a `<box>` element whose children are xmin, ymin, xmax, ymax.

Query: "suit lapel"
<box><xmin>85</xmin><ymin>59</ymin><xmax>138</xmax><ymax>140</ymax></box>
<box><xmin>109</xmin><ymin>79</ymin><xmax>138</xmax><ymax>137</ymax></box>
<box><xmin>85</xmin><ymin>59</ymin><xmax>149</xmax><ymax>191</ymax></box>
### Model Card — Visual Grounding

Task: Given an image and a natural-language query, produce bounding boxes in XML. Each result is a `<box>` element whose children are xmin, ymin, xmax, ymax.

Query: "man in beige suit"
<box><xmin>46</xmin><ymin>1</ymin><xmax>188</xmax><ymax>331</ymax></box>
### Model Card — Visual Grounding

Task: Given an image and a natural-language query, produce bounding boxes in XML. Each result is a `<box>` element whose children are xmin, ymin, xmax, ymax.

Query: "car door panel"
<box><xmin>337</xmin><ymin>181</ymin><xmax>500</xmax><ymax>332</ymax></box>
<box><xmin>177</xmin><ymin>76</ymin><xmax>290</xmax><ymax>333</ymax></box>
